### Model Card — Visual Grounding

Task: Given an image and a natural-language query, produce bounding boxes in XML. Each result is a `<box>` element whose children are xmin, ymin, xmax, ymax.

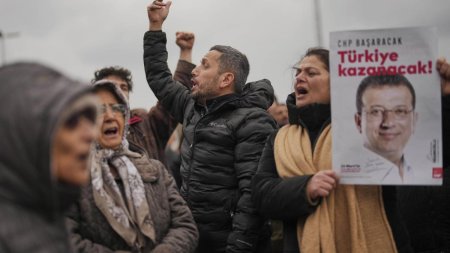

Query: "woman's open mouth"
<box><xmin>296</xmin><ymin>86</ymin><xmax>309</xmax><ymax>97</ymax></box>
<box><xmin>103</xmin><ymin>126</ymin><xmax>118</xmax><ymax>137</ymax></box>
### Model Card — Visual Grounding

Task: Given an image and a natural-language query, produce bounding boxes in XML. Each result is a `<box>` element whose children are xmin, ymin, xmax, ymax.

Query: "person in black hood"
<box><xmin>145</xmin><ymin>2</ymin><xmax>277</xmax><ymax>252</ymax></box>
<box><xmin>0</xmin><ymin>62</ymin><xmax>98</xmax><ymax>253</ymax></box>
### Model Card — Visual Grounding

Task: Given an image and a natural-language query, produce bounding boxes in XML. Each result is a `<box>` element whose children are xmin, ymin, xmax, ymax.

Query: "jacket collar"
<box><xmin>194</xmin><ymin>79</ymin><xmax>275</xmax><ymax>114</ymax></box>
<box><xmin>205</xmin><ymin>93</ymin><xmax>238</xmax><ymax>110</ymax></box>
<box><xmin>286</xmin><ymin>92</ymin><xmax>331</xmax><ymax>131</ymax></box>
<box><xmin>195</xmin><ymin>93</ymin><xmax>239</xmax><ymax>114</ymax></box>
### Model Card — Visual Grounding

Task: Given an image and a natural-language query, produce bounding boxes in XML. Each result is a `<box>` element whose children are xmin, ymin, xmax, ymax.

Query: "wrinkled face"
<box><xmin>294</xmin><ymin>56</ymin><xmax>330</xmax><ymax>108</ymax></box>
<box><xmin>96</xmin><ymin>90</ymin><xmax>126</xmax><ymax>150</ymax></box>
<box><xmin>191</xmin><ymin>50</ymin><xmax>223</xmax><ymax>103</ymax></box>
<box><xmin>52</xmin><ymin>99</ymin><xmax>97</xmax><ymax>185</ymax></box>
<box><xmin>104</xmin><ymin>75</ymin><xmax>130</xmax><ymax>99</ymax></box>
<box><xmin>355</xmin><ymin>85</ymin><xmax>417</xmax><ymax>162</ymax></box>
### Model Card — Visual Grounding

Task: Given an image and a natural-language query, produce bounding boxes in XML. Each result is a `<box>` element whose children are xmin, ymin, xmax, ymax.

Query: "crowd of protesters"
<box><xmin>1</xmin><ymin>0</ymin><xmax>450</xmax><ymax>253</ymax></box>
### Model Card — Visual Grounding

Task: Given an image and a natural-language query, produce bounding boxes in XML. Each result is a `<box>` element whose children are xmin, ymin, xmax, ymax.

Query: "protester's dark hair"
<box><xmin>92</xmin><ymin>66</ymin><xmax>133</xmax><ymax>92</ymax></box>
<box><xmin>209</xmin><ymin>45</ymin><xmax>250</xmax><ymax>94</ymax></box>
<box><xmin>356</xmin><ymin>74</ymin><xmax>416</xmax><ymax>113</ymax></box>
<box><xmin>302</xmin><ymin>47</ymin><xmax>330</xmax><ymax>71</ymax></box>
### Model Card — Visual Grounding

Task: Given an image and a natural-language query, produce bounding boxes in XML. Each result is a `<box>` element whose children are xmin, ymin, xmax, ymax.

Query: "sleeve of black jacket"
<box><xmin>251</xmin><ymin>132</ymin><xmax>319</xmax><ymax>221</ymax></box>
<box><xmin>225</xmin><ymin>110</ymin><xmax>277</xmax><ymax>253</ymax></box>
<box><xmin>143</xmin><ymin>31</ymin><xmax>192</xmax><ymax>123</ymax></box>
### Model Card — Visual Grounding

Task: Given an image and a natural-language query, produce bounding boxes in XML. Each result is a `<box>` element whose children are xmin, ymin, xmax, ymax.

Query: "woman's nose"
<box><xmin>103</xmin><ymin>107</ymin><xmax>115</xmax><ymax>118</ymax></box>
<box><xmin>80</xmin><ymin>118</ymin><xmax>97</xmax><ymax>143</ymax></box>
<box><xmin>295</xmin><ymin>72</ymin><xmax>306</xmax><ymax>83</ymax></box>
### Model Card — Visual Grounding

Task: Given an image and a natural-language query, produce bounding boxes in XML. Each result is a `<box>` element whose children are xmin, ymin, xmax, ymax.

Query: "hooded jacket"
<box><xmin>0</xmin><ymin>62</ymin><xmax>94</xmax><ymax>253</ymax></box>
<box><xmin>144</xmin><ymin>31</ymin><xmax>277</xmax><ymax>253</ymax></box>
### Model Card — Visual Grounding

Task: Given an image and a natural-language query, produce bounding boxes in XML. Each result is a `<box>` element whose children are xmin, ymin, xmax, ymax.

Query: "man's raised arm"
<box><xmin>144</xmin><ymin>0</ymin><xmax>192</xmax><ymax>123</ymax></box>
<box><xmin>147</xmin><ymin>0</ymin><xmax>171</xmax><ymax>31</ymax></box>
<box><xmin>175</xmin><ymin>31</ymin><xmax>196</xmax><ymax>88</ymax></box>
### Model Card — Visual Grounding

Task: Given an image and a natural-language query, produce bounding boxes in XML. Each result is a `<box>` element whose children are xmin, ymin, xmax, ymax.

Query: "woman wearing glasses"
<box><xmin>66</xmin><ymin>81</ymin><xmax>198</xmax><ymax>253</ymax></box>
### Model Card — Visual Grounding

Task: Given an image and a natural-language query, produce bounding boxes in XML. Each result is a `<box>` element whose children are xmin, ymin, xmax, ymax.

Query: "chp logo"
<box><xmin>432</xmin><ymin>167</ymin><xmax>443</xmax><ymax>179</ymax></box>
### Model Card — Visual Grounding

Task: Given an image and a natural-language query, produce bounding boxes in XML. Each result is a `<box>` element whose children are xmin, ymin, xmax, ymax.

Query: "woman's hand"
<box><xmin>437</xmin><ymin>57</ymin><xmax>450</xmax><ymax>96</ymax></box>
<box><xmin>306</xmin><ymin>170</ymin><xmax>339</xmax><ymax>202</ymax></box>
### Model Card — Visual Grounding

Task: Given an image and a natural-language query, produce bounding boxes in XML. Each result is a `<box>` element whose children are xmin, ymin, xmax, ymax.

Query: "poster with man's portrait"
<box><xmin>330</xmin><ymin>27</ymin><xmax>443</xmax><ymax>185</ymax></box>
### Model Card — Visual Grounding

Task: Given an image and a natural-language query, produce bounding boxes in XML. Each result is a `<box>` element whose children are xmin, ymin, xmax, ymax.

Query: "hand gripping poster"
<box><xmin>330</xmin><ymin>27</ymin><xmax>443</xmax><ymax>185</ymax></box>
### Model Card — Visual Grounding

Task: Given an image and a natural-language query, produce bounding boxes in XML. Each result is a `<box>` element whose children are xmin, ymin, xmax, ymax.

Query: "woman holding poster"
<box><xmin>252</xmin><ymin>47</ymin><xmax>450</xmax><ymax>253</ymax></box>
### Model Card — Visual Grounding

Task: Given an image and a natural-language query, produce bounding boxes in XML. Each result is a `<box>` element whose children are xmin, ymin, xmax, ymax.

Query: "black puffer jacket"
<box><xmin>144</xmin><ymin>31</ymin><xmax>277</xmax><ymax>253</ymax></box>
<box><xmin>127</xmin><ymin>60</ymin><xmax>195</xmax><ymax>166</ymax></box>
<box><xmin>0</xmin><ymin>63</ymin><xmax>93</xmax><ymax>253</ymax></box>
<box><xmin>252</xmin><ymin>93</ymin><xmax>413</xmax><ymax>253</ymax></box>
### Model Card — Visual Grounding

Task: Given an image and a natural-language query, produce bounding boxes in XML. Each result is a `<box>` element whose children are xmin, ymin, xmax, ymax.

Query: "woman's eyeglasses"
<box><xmin>99</xmin><ymin>104</ymin><xmax>127</xmax><ymax>116</ymax></box>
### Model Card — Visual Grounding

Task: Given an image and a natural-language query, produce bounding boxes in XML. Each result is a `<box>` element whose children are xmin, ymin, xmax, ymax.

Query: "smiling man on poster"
<box><xmin>354</xmin><ymin>74</ymin><xmax>418</xmax><ymax>184</ymax></box>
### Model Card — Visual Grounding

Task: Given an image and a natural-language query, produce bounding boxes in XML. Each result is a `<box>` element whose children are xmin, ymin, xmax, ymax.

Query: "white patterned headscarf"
<box><xmin>90</xmin><ymin>81</ymin><xmax>155</xmax><ymax>248</ymax></box>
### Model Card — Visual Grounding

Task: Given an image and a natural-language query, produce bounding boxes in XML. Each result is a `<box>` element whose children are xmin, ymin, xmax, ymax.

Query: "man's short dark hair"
<box><xmin>356</xmin><ymin>74</ymin><xmax>416</xmax><ymax>113</ymax></box>
<box><xmin>209</xmin><ymin>45</ymin><xmax>250</xmax><ymax>94</ymax></box>
<box><xmin>92</xmin><ymin>66</ymin><xmax>133</xmax><ymax>92</ymax></box>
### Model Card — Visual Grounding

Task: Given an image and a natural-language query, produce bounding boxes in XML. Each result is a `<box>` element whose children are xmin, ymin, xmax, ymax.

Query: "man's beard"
<box><xmin>192</xmin><ymin>89</ymin><xmax>220</xmax><ymax>105</ymax></box>
<box><xmin>191</xmin><ymin>78</ymin><xmax>220</xmax><ymax>104</ymax></box>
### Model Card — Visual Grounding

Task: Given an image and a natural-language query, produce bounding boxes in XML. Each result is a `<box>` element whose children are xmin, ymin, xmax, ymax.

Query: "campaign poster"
<box><xmin>330</xmin><ymin>27</ymin><xmax>443</xmax><ymax>185</ymax></box>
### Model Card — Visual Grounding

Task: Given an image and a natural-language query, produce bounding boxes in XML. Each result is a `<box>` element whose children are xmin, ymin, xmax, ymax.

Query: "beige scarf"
<box><xmin>90</xmin><ymin>140</ymin><xmax>156</xmax><ymax>249</ymax></box>
<box><xmin>274</xmin><ymin>124</ymin><xmax>397</xmax><ymax>253</ymax></box>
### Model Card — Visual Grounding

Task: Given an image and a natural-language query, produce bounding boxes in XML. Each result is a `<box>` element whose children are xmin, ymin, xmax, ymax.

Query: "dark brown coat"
<box><xmin>66</xmin><ymin>147</ymin><xmax>198</xmax><ymax>253</ymax></box>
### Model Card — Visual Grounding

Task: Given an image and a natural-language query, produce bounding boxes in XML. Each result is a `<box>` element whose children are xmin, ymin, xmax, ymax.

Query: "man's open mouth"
<box><xmin>191</xmin><ymin>78</ymin><xmax>198</xmax><ymax>88</ymax></box>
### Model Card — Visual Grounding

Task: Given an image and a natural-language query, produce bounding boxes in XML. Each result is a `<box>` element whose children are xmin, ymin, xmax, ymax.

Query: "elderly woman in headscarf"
<box><xmin>66</xmin><ymin>81</ymin><xmax>198</xmax><ymax>253</ymax></box>
<box><xmin>0</xmin><ymin>62</ymin><xmax>98</xmax><ymax>253</ymax></box>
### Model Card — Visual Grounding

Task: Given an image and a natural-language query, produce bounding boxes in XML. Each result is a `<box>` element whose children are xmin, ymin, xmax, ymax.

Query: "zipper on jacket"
<box><xmin>185</xmin><ymin>110</ymin><xmax>207</xmax><ymax>207</ymax></box>
<box><xmin>184</xmin><ymin>97</ymin><xmax>240</xmax><ymax>206</ymax></box>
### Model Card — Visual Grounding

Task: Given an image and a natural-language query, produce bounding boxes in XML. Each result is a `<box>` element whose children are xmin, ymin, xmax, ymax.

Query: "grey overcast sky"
<box><xmin>1</xmin><ymin>0</ymin><xmax>449</xmax><ymax>109</ymax></box>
